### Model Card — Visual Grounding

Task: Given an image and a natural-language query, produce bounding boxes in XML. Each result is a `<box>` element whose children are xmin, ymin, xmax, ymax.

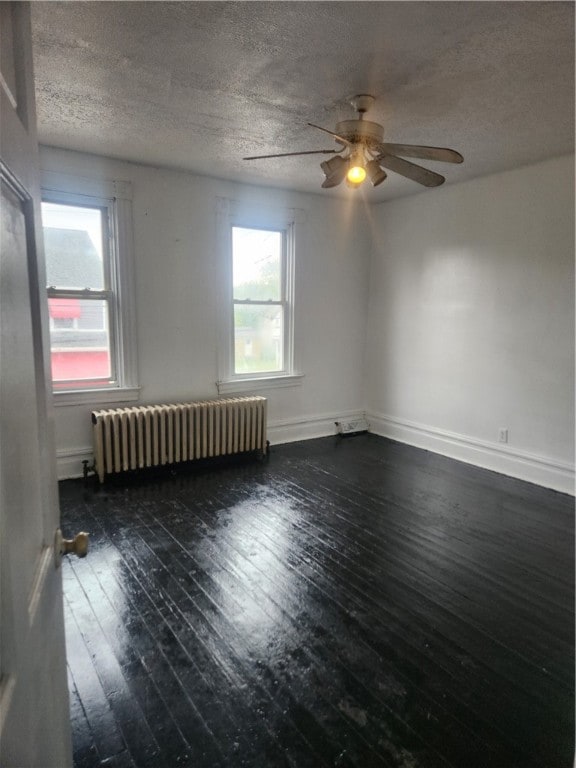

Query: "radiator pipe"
<box><xmin>82</xmin><ymin>459</ymin><xmax>96</xmax><ymax>482</ymax></box>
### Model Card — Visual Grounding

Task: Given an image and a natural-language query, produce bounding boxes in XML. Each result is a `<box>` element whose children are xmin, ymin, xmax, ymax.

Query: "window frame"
<box><xmin>216</xmin><ymin>198</ymin><xmax>303</xmax><ymax>394</ymax></box>
<box><xmin>40</xmin><ymin>172</ymin><xmax>139</xmax><ymax>406</ymax></box>
<box><xmin>231</xmin><ymin>224</ymin><xmax>289</xmax><ymax>379</ymax></box>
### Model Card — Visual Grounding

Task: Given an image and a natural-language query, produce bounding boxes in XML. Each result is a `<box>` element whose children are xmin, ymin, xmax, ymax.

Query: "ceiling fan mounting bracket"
<box><xmin>350</xmin><ymin>94</ymin><xmax>375</xmax><ymax>115</ymax></box>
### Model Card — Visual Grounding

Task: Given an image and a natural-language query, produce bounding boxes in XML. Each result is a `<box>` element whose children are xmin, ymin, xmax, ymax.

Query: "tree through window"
<box><xmin>216</xmin><ymin>199</ymin><xmax>300</xmax><ymax>394</ymax></box>
<box><xmin>232</xmin><ymin>227</ymin><xmax>285</xmax><ymax>375</ymax></box>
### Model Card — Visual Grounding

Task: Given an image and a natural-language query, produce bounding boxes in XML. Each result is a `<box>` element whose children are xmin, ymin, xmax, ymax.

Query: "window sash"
<box><xmin>47</xmin><ymin>291</ymin><xmax>117</xmax><ymax>388</ymax></box>
<box><xmin>216</xmin><ymin>198</ymin><xmax>300</xmax><ymax>391</ymax></box>
<box><xmin>42</xmin><ymin>197</ymin><xmax>112</xmax><ymax>290</ymax></box>
<box><xmin>52</xmin><ymin>375</ymin><xmax>113</xmax><ymax>388</ymax></box>
<box><xmin>42</xmin><ymin>193</ymin><xmax>120</xmax><ymax>391</ymax></box>
<box><xmin>40</xmin><ymin>173</ymin><xmax>138</xmax><ymax>403</ymax></box>
<box><xmin>231</xmin><ymin>225</ymin><xmax>289</xmax><ymax>377</ymax></box>
<box><xmin>233</xmin><ymin>299</ymin><xmax>284</xmax><ymax>306</ymax></box>
<box><xmin>47</xmin><ymin>287</ymin><xmax>111</xmax><ymax>300</ymax></box>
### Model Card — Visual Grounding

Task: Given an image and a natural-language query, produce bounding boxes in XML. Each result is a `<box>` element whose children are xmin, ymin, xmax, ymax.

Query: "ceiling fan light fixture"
<box><xmin>366</xmin><ymin>159</ymin><xmax>387</xmax><ymax>187</ymax></box>
<box><xmin>346</xmin><ymin>148</ymin><xmax>366</xmax><ymax>185</ymax></box>
<box><xmin>320</xmin><ymin>155</ymin><xmax>346</xmax><ymax>176</ymax></box>
<box><xmin>347</xmin><ymin>164</ymin><xmax>366</xmax><ymax>184</ymax></box>
<box><xmin>320</xmin><ymin>155</ymin><xmax>347</xmax><ymax>187</ymax></box>
<box><xmin>345</xmin><ymin>175</ymin><xmax>364</xmax><ymax>190</ymax></box>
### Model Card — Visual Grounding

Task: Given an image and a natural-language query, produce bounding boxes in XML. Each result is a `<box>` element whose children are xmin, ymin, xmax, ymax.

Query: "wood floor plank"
<box><xmin>67</xmin><ymin>553</ymin><xmax>197</xmax><ymax>767</ymax></box>
<box><xmin>139</xmin><ymin>498</ymin><xmax>478</xmax><ymax>768</ymax></box>
<box><xmin>132</xmin><ymin>505</ymin><xmax>420</xmax><ymax>767</ymax></box>
<box><xmin>80</xmin><ymin>502</ymin><xmax>331</xmax><ymax>768</ymax></box>
<box><xmin>65</xmin><ymin>568</ymin><xmax>169</xmax><ymax>768</ymax></box>
<box><xmin>67</xmin><ymin>667</ymin><xmax>101</xmax><ymax>768</ymax></box>
<box><xmin>251</xmin><ymin>475</ymin><xmax>573</xmax><ymax>684</ymax></box>
<box><xmin>59</xmin><ymin>434</ymin><xmax>574</xmax><ymax>768</ymax></box>
<box><xmin>174</xmin><ymin>488</ymin><xmax>556</xmax><ymax>766</ymax></box>
<box><xmin>96</xmin><ymin>502</ymin><xmax>369</xmax><ymax>767</ymax></box>
<box><xmin>64</xmin><ymin>597</ymin><xmax>132</xmax><ymax>765</ymax></box>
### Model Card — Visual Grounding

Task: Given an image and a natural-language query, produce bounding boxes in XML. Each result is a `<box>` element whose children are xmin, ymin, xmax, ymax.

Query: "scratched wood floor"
<box><xmin>59</xmin><ymin>434</ymin><xmax>574</xmax><ymax>768</ymax></box>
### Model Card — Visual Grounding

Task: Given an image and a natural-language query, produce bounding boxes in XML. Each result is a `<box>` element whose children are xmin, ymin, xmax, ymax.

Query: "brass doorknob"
<box><xmin>54</xmin><ymin>529</ymin><xmax>89</xmax><ymax>567</ymax></box>
<box><xmin>62</xmin><ymin>531</ymin><xmax>89</xmax><ymax>557</ymax></box>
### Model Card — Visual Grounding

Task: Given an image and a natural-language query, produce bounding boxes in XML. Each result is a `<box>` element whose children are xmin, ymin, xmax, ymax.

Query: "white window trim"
<box><xmin>217</xmin><ymin>373</ymin><xmax>304</xmax><ymax>396</ymax></box>
<box><xmin>215</xmin><ymin>197</ymin><xmax>304</xmax><ymax>394</ymax></box>
<box><xmin>41</xmin><ymin>171</ymin><xmax>139</xmax><ymax>406</ymax></box>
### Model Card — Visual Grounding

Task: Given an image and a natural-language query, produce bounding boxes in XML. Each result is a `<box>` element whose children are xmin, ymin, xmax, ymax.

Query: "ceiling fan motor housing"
<box><xmin>335</xmin><ymin>119</ymin><xmax>384</xmax><ymax>147</ymax></box>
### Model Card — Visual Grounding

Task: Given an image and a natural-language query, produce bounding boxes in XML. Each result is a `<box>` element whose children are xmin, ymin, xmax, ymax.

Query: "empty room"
<box><xmin>0</xmin><ymin>2</ymin><xmax>574</xmax><ymax>767</ymax></box>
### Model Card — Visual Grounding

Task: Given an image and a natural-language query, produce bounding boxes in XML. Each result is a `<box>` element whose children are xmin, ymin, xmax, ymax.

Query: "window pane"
<box><xmin>232</xmin><ymin>227</ymin><xmax>281</xmax><ymax>301</ymax></box>
<box><xmin>234</xmin><ymin>304</ymin><xmax>283</xmax><ymax>374</ymax></box>
<box><xmin>49</xmin><ymin>298</ymin><xmax>111</xmax><ymax>388</ymax></box>
<box><xmin>42</xmin><ymin>202</ymin><xmax>105</xmax><ymax>289</ymax></box>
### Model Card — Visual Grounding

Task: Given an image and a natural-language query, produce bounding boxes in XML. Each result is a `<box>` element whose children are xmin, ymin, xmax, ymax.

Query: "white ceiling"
<box><xmin>31</xmin><ymin>1</ymin><xmax>574</xmax><ymax>202</ymax></box>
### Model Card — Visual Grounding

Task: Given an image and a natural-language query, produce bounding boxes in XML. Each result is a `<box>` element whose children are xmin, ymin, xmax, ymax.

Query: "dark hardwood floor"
<box><xmin>58</xmin><ymin>434</ymin><xmax>574</xmax><ymax>768</ymax></box>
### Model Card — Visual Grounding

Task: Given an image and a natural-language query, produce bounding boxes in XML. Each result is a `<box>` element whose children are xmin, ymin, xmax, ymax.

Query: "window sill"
<box><xmin>216</xmin><ymin>374</ymin><xmax>304</xmax><ymax>395</ymax></box>
<box><xmin>53</xmin><ymin>386</ymin><xmax>141</xmax><ymax>408</ymax></box>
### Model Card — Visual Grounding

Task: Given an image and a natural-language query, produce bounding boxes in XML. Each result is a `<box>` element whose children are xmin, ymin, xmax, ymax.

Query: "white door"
<box><xmin>0</xmin><ymin>3</ymin><xmax>73</xmax><ymax>766</ymax></box>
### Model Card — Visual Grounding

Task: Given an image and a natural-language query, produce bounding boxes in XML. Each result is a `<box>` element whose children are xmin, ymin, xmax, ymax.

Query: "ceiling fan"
<box><xmin>243</xmin><ymin>94</ymin><xmax>463</xmax><ymax>190</ymax></box>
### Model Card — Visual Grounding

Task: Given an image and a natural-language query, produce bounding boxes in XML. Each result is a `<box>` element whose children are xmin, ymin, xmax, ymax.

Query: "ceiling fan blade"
<box><xmin>377</xmin><ymin>143</ymin><xmax>463</xmax><ymax>164</ymax></box>
<box><xmin>243</xmin><ymin>148</ymin><xmax>341</xmax><ymax>160</ymax></box>
<box><xmin>307</xmin><ymin>123</ymin><xmax>353</xmax><ymax>147</ymax></box>
<box><xmin>377</xmin><ymin>154</ymin><xmax>445</xmax><ymax>187</ymax></box>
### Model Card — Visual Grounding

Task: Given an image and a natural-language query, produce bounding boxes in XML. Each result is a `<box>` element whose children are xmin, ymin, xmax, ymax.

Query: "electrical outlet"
<box><xmin>498</xmin><ymin>428</ymin><xmax>508</xmax><ymax>444</ymax></box>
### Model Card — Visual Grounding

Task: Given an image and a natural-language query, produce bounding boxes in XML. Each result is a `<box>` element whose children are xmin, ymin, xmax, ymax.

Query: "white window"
<box><xmin>217</xmin><ymin>199</ymin><xmax>303</xmax><ymax>394</ymax></box>
<box><xmin>40</xmin><ymin>172</ymin><xmax>138</xmax><ymax>405</ymax></box>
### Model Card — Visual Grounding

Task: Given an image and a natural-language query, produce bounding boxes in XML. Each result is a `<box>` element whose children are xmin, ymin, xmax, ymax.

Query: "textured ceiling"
<box><xmin>31</xmin><ymin>1</ymin><xmax>574</xmax><ymax>202</ymax></box>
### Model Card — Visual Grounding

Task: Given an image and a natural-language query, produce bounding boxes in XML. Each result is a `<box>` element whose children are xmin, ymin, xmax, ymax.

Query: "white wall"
<box><xmin>43</xmin><ymin>148</ymin><xmax>574</xmax><ymax>494</ymax></box>
<box><xmin>365</xmin><ymin>155</ymin><xmax>575</xmax><ymax>493</ymax></box>
<box><xmin>40</xmin><ymin>147</ymin><xmax>372</xmax><ymax>477</ymax></box>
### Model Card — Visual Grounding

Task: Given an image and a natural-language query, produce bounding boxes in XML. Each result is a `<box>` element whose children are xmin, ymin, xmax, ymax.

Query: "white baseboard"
<box><xmin>56</xmin><ymin>447</ymin><xmax>94</xmax><ymax>481</ymax></box>
<box><xmin>367</xmin><ymin>411</ymin><xmax>575</xmax><ymax>495</ymax></box>
<box><xmin>57</xmin><ymin>411</ymin><xmax>574</xmax><ymax>496</ymax></box>
<box><xmin>55</xmin><ymin>411</ymin><xmax>364</xmax><ymax>480</ymax></box>
<box><xmin>268</xmin><ymin>410</ymin><xmax>365</xmax><ymax>446</ymax></box>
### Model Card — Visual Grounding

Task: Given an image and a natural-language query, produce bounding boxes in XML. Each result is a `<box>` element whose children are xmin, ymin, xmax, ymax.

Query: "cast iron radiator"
<box><xmin>91</xmin><ymin>396</ymin><xmax>267</xmax><ymax>482</ymax></box>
